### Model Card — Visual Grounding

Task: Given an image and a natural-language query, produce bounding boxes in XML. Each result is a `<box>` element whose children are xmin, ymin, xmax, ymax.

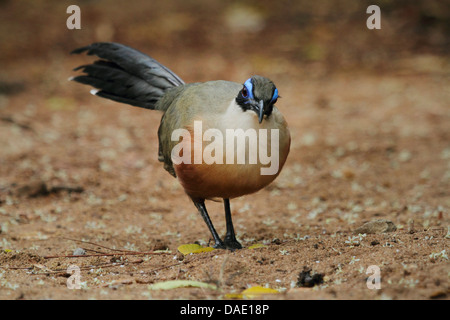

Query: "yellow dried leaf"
<box><xmin>226</xmin><ymin>286</ymin><xmax>279</xmax><ymax>299</ymax></box>
<box><xmin>224</xmin><ymin>293</ymin><xmax>244</xmax><ymax>299</ymax></box>
<box><xmin>242</xmin><ymin>286</ymin><xmax>279</xmax><ymax>299</ymax></box>
<box><xmin>177</xmin><ymin>244</ymin><xmax>214</xmax><ymax>255</ymax></box>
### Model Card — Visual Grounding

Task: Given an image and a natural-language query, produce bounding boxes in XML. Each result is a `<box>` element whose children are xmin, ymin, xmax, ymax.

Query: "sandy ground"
<box><xmin>0</xmin><ymin>1</ymin><xmax>449</xmax><ymax>300</ymax></box>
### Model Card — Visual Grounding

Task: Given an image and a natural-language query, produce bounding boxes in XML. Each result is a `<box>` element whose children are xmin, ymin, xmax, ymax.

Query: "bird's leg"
<box><xmin>194</xmin><ymin>200</ymin><xmax>225</xmax><ymax>249</ymax></box>
<box><xmin>223</xmin><ymin>198</ymin><xmax>242</xmax><ymax>250</ymax></box>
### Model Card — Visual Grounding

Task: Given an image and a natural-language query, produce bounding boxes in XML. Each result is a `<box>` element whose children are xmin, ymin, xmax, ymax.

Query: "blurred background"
<box><xmin>1</xmin><ymin>0</ymin><xmax>449</xmax><ymax>85</ymax></box>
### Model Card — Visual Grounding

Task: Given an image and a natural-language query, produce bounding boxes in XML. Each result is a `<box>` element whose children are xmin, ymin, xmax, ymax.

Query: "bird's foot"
<box><xmin>223</xmin><ymin>236</ymin><xmax>242</xmax><ymax>251</ymax></box>
<box><xmin>212</xmin><ymin>239</ymin><xmax>226</xmax><ymax>249</ymax></box>
<box><xmin>211</xmin><ymin>238</ymin><xmax>242</xmax><ymax>251</ymax></box>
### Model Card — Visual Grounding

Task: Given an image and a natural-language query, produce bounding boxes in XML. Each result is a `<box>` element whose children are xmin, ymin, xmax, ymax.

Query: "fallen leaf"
<box><xmin>177</xmin><ymin>244</ymin><xmax>215</xmax><ymax>255</ymax></box>
<box><xmin>224</xmin><ymin>293</ymin><xmax>244</xmax><ymax>299</ymax></box>
<box><xmin>148</xmin><ymin>280</ymin><xmax>217</xmax><ymax>290</ymax></box>
<box><xmin>225</xmin><ymin>285</ymin><xmax>279</xmax><ymax>299</ymax></box>
<box><xmin>242</xmin><ymin>286</ymin><xmax>279</xmax><ymax>298</ymax></box>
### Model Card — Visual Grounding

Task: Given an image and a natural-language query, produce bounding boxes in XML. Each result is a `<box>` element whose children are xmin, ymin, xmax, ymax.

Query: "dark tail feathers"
<box><xmin>70</xmin><ymin>42</ymin><xmax>184</xmax><ymax>110</ymax></box>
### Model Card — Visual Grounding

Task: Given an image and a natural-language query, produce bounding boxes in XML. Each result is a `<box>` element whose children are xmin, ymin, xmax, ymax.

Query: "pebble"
<box><xmin>73</xmin><ymin>248</ymin><xmax>86</xmax><ymax>255</ymax></box>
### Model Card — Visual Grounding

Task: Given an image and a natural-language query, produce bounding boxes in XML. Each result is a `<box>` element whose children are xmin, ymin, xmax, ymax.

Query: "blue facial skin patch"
<box><xmin>244</xmin><ymin>78</ymin><xmax>254</xmax><ymax>99</ymax></box>
<box><xmin>271</xmin><ymin>88</ymin><xmax>278</xmax><ymax>103</ymax></box>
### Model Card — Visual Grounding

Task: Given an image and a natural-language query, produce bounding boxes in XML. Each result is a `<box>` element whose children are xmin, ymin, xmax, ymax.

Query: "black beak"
<box><xmin>257</xmin><ymin>100</ymin><xmax>264</xmax><ymax>124</ymax></box>
<box><xmin>248</xmin><ymin>100</ymin><xmax>265</xmax><ymax>123</ymax></box>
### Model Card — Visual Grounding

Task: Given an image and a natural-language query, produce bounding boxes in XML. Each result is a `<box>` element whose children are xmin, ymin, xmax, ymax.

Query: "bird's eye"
<box><xmin>272</xmin><ymin>98</ymin><xmax>278</xmax><ymax>105</ymax></box>
<box><xmin>242</xmin><ymin>87</ymin><xmax>248</xmax><ymax>98</ymax></box>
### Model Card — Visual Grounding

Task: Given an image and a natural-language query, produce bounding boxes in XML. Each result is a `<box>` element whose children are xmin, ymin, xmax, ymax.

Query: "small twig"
<box><xmin>1</xmin><ymin>266</ymin><xmax>33</xmax><ymax>270</ymax></box>
<box><xmin>49</xmin><ymin>185</ymin><xmax>84</xmax><ymax>194</ymax></box>
<box><xmin>219</xmin><ymin>253</ymin><xmax>230</xmax><ymax>287</ymax></box>
<box><xmin>27</xmin><ymin>259</ymin><xmax>145</xmax><ymax>275</ymax></box>
<box><xmin>0</xmin><ymin>116</ymin><xmax>34</xmax><ymax>131</ymax></box>
<box><xmin>43</xmin><ymin>251</ymin><xmax>168</xmax><ymax>259</ymax></box>
<box><xmin>59</xmin><ymin>237</ymin><xmax>134</xmax><ymax>253</ymax></box>
<box><xmin>81</xmin><ymin>247</ymin><xmax>109</xmax><ymax>254</ymax></box>
<box><xmin>61</xmin><ymin>236</ymin><xmax>164</xmax><ymax>254</ymax></box>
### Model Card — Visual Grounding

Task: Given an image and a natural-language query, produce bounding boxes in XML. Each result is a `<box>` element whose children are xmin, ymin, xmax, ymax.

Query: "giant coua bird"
<box><xmin>70</xmin><ymin>42</ymin><xmax>290</xmax><ymax>250</ymax></box>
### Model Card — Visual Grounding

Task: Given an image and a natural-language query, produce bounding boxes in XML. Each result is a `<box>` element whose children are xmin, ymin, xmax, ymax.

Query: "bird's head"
<box><xmin>236</xmin><ymin>75</ymin><xmax>279</xmax><ymax>124</ymax></box>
